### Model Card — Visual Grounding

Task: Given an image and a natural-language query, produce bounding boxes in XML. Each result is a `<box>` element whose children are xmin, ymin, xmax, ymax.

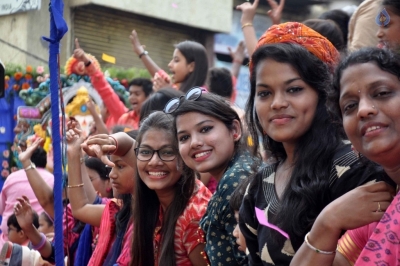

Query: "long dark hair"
<box><xmin>140</xmin><ymin>88</ymin><xmax>183</xmax><ymax>123</ymax></box>
<box><xmin>130</xmin><ymin>111</ymin><xmax>195</xmax><ymax>266</ymax></box>
<box><xmin>175</xmin><ymin>41</ymin><xmax>208</xmax><ymax>93</ymax></box>
<box><xmin>246</xmin><ymin>43</ymin><xmax>343</xmax><ymax>248</ymax></box>
<box><xmin>328</xmin><ymin>47</ymin><xmax>400</xmax><ymax>124</ymax></box>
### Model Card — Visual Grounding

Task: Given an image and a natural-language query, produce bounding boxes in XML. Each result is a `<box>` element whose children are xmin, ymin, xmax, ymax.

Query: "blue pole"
<box><xmin>43</xmin><ymin>1</ymin><xmax>68</xmax><ymax>264</ymax></box>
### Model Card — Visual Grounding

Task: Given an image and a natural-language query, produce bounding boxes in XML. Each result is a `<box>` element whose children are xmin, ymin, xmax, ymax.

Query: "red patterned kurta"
<box><xmin>154</xmin><ymin>179</ymin><xmax>212</xmax><ymax>265</ymax></box>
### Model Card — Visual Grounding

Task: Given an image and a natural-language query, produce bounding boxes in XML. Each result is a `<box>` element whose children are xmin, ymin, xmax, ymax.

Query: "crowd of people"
<box><xmin>1</xmin><ymin>0</ymin><xmax>400</xmax><ymax>265</ymax></box>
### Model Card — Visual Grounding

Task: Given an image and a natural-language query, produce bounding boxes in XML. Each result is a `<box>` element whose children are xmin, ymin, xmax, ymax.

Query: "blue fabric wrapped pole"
<box><xmin>42</xmin><ymin>0</ymin><xmax>68</xmax><ymax>265</ymax></box>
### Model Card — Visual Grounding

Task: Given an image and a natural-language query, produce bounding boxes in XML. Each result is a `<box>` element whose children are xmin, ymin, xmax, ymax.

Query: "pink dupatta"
<box><xmin>355</xmin><ymin>191</ymin><xmax>400</xmax><ymax>265</ymax></box>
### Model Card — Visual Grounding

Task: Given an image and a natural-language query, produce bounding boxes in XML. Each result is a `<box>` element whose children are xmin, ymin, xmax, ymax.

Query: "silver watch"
<box><xmin>24</xmin><ymin>162</ymin><xmax>36</xmax><ymax>171</ymax></box>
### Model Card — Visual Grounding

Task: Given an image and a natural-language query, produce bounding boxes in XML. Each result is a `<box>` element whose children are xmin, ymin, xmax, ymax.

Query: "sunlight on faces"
<box><xmin>339</xmin><ymin>63</ymin><xmax>400</xmax><ymax>168</ymax></box>
<box><xmin>168</xmin><ymin>49</ymin><xmax>194</xmax><ymax>84</ymax></box>
<box><xmin>255</xmin><ymin>59</ymin><xmax>319</xmax><ymax>145</ymax></box>
<box><xmin>176</xmin><ymin>112</ymin><xmax>240</xmax><ymax>179</ymax></box>
<box><xmin>136</xmin><ymin>129</ymin><xmax>182</xmax><ymax>194</ymax></box>
<box><xmin>109</xmin><ymin>155</ymin><xmax>135</xmax><ymax>195</ymax></box>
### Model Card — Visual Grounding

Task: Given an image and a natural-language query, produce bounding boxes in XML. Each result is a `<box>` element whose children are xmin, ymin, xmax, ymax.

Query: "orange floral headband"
<box><xmin>249</xmin><ymin>22</ymin><xmax>339</xmax><ymax>74</ymax></box>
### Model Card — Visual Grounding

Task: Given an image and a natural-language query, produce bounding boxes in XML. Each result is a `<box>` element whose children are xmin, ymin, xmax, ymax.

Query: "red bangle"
<box><xmin>109</xmin><ymin>135</ymin><xmax>118</xmax><ymax>155</ymax></box>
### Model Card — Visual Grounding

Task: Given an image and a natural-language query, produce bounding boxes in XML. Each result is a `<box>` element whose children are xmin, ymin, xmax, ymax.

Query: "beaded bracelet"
<box><xmin>304</xmin><ymin>232</ymin><xmax>336</xmax><ymax>255</ymax></box>
<box><xmin>32</xmin><ymin>232</ymin><xmax>47</xmax><ymax>251</ymax></box>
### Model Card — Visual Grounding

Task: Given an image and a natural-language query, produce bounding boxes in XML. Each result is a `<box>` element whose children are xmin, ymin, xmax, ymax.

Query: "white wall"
<box><xmin>69</xmin><ymin>0</ymin><xmax>233</xmax><ymax>33</ymax></box>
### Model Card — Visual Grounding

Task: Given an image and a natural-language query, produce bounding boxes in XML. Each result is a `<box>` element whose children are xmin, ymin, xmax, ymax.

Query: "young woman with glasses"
<box><xmin>165</xmin><ymin>87</ymin><xmax>255</xmax><ymax>265</ymax></box>
<box><xmin>85</xmin><ymin>111</ymin><xmax>212</xmax><ymax>266</ymax></box>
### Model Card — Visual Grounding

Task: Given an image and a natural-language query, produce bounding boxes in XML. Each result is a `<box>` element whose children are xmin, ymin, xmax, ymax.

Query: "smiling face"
<box><xmin>339</xmin><ymin>62</ymin><xmax>400</xmax><ymax>168</ymax></box>
<box><xmin>108</xmin><ymin>155</ymin><xmax>135</xmax><ymax>195</ymax></box>
<box><xmin>136</xmin><ymin>128</ymin><xmax>181</xmax><ymax>195</ymax></box>
<box><xmin>168</xmin><ymin>49</ymin><xmax>194</xmax><ymax>84</ymax></box>
<box><xmin>176</xmin><ymin>112</ymin><xmax>241</xmax><ymax>179</ymax></box>
<box><xmin>377</xmin><ymin>6</ymin><xmax>400</xmax><ymax>52</ymax></box>
<box><xmin>254</xmin><ymin>59</ymin><xmax>319</xmax><ymax>146</ymax></box>
<box><xmin>129</xmin><ymin>85</ymin><xmax>147</xmax><ymax>114</ymax></box>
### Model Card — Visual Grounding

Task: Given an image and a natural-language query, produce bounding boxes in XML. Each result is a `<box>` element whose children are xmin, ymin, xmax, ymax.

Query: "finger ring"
<box><xmin>376</xmin><ymin>202</ymin><xmax>382</xmax><ymax>212</ymax></box>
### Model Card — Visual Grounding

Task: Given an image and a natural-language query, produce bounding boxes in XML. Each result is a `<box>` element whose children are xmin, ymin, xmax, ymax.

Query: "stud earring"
<box><xmin>358</xmin><ymin>90</ymin><xmax>361</xmax><ymax>93</ymax></box>
<box><xmin>372</xmin><ymin>105</ymin><xmax>375</xmax><ymax>109</ymax></box>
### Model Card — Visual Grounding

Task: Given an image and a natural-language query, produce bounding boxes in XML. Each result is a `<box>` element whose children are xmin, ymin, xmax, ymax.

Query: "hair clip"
<box><xmin>376</xmin><ymin>8</ymin><xmax>390</xmax><ymax>27</ymax></box>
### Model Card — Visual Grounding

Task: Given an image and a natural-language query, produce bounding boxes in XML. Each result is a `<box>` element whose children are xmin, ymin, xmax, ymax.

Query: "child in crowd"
<box><xmin>7</xmin><ymin>210</ymin><xmax>39</xmax><ymax>247</ymax></box>
<box><xmin>38</xmin><ymin>212</ymin><xmax>54</xmax><ymax>241</ymax></box>
<box><xmin>229</xmin><ymin>178</ymin><xmax>251</xmax><ymax>259</ymax></box>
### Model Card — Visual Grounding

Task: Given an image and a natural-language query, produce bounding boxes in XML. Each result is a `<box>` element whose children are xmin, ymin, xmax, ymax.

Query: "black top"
<box><xmin>239</xmin><ymin>144</ymin><xmax>392</xmax><ymax>266</ymax></box>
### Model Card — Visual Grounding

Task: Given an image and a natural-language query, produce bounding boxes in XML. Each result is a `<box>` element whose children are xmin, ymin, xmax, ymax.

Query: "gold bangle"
<box><xmin>68</xmin><ymin>183</ymin><xmax>84</xmax><ymax>188</ymax></box>
<box><xmin>241</xmin><ymin>23</ymin><xmax>253</xmax><ymax>29</ymax></box>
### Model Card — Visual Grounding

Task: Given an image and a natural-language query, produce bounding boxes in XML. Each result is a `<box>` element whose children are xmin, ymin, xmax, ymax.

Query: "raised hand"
<box><xmin>236</xmin><ymin>0</ymin><xmax>259</xmax><ymax>25</ymax></box>
<box><xmin>153</xmin><ymin>71</ymin><xmax>171</xmax><ymax>91</ymax></box>
<box><xmin>228</xmin><ymin>41</ymin><xmax>246</xmax><ymax>64</ymax></box>
<box><xmin>129</xmin><ymin>30</ymin><xmax>146</xmax><ymax>56</ymax></box>
<box><xmin>73</xmin><ymin>38</ymin><xmax>90</xmax><ymax>64</ymax></box>
<box><xmin>266</xmin><ymin>0</ymin><xmax>285</xmax><ymax>25</ymax></box>
<box><xmin>81</xmin><ymin>134</ymin><xmax>116</xmax><ymax>167</ymax></box>
<box><xmin>14</xmin><ymin>196</ymin><xmax>34</xmax><ymax>230</ymax></box>
<box><xmin>66</xmin><ymin>117</ymin><xmax>85</xmax><ymax>153</ymax></box>
<box><xmin>18</xmin><ymin>137</ymin><xmax>43</xmax><ymax>164</ymax></box>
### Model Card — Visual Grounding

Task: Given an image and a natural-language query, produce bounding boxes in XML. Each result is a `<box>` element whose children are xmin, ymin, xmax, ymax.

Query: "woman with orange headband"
<box><xmin>239</xmin><ymin>22</ymin><xmax>391</xmax><ymax>265</ymax></box>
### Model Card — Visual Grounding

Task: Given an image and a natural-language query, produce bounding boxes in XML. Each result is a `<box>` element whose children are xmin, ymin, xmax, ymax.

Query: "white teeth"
<box><xmin>366</xmin><ymin>126</ymin><xmax>382</xmax><ymax>133</ymax></box>
<box><xmin>149</xmin><ymin>172</ymin><xmax>167</xmax><ymax>176</ymax></box>
<box><xmin>195</xmin><ymin>151</ymin><xmax>210</xmax><ymax>158</ymax></box>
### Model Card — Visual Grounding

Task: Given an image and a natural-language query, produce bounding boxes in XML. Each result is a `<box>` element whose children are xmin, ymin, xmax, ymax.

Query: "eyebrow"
<box><xmin>177</xmin><ymin>120</ymin><xmax>214</xmax><ymax>135</ymax></box>
<box><xmin>138</xmin><ymin>144</ymin><xmax>173</xmax><ymax>149</ymax></box>
<box><xmin>256</xmin><ymin>77</ymin><xmax>302</xmax><ymax>88</ymax></box>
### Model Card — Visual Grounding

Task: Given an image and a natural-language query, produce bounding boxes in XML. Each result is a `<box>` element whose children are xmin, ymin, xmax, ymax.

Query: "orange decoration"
<box><xmin>5</xmin><ymin>83</ymin><xmax>8</xmax><ymax>90</ymax></box>
<box><xmin>13</xmin><ymin>84</ymin><xmax>20</xmax><ymax>91</ymax></box>
<box><xmin>250</xmin><ymin>22</ymin><xmax>340</xmax><ymax>75</ymax></box>
<box><xmin>22</xmin><ymin>82</ymin><xmax>30</xmax><ymax>90</ymax></box>
<box><xmin>14</xmin><ymin>72</ymin><xmax>23</xmax><ymax>81</ymax></box>
<box><xmin>5</xmin><ymin>75</ymin><xmax>9</xmax><ymax>81</ymax></box>
<box><xmin>26</xmin><ymin>65</ymin><xmax>33</xmax><ymax>73</ymax></box>
<box><xmin>25</xmin><ymin>73</ymin><xmax>32</xmax><ymax>80</ymax></box>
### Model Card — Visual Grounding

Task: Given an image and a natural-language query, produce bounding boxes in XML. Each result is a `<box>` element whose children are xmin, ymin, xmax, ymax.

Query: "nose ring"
<box><xmin>372</xmin><ymin>105</ymin><xmax>375</xmax><ymax>109</ymax></box>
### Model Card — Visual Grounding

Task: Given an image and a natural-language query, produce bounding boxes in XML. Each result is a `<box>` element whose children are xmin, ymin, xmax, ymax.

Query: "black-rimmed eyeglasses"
<box><xmin>134</xmin><ymin>147</ymin><xmax>177</xmax><ymax>162</ymax></box>
<box><xmin>163</xmin><ymin>86</ymin><xmax>204</xmax><ymax>114</ymax></box>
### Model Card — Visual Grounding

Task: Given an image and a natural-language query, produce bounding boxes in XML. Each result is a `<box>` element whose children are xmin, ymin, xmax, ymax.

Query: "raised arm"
<box><xmin>266</xmin><ymin>0</ymin><xmax>285</xmax><ymax>25</ymax></box>
<box><xmin>130</xmin><ymin>30</ymin><xmax>161</xmax><ymax>77</ymax></box>
<box><xmin>73</xmin><ymin>38</ymin><xmax>127</xmax><ymax>122</ymax></box>
<box><xmin>18</xmin><ymin>138</ymin><xmax>54</xmax><ymax>218</ymax></box>
<box><xmin>14</xmin><ymin>196</ymin><xmax>53</xmax><ymax>259</ymax></box>
<box><xmin>290</xmin><ymin>182</ymin><xmax>394</xmax><ymax>266</ymax></box>
<box><xmin>228</xmin><ymin>41</ymin><xmax>246</xmax><ymax>78</ymax></box>
<box><xmin>66</xmin><ymin>119</ymin><xmax>104</xmax><ymax>227</ymax></box>
<box><xmin>236</xmin><ymin>0</ymin><xmax>259</xmax><ymax>57</ymax></box>
<box><xmin>86</xmin><ymin>99</ymin><xmax>109</xmax><ymax>135</ymax></box>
